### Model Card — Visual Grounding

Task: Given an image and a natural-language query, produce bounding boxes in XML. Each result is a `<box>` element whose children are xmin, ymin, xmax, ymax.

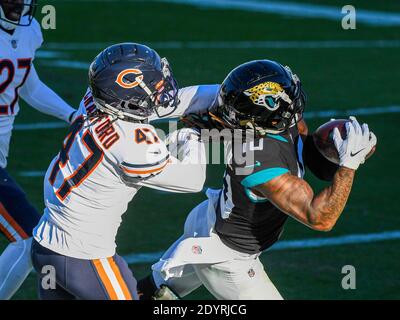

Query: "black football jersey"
<box><xmin>215</xmin><ymin>125</ymin><xmax>305</xmax><ymax>254</ymax></box>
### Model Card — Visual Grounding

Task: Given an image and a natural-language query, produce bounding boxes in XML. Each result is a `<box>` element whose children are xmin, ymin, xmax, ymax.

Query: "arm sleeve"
<box><xmin>19</xmin><ymin>65</ymin><xmax>77</xmax><ymax>122</ymax></box>
<box><xmin>138</xmin><ymin>139</ymin><xmax>207</xmax><ymax>193</ymax></box>
<box><xmin>120</xmin><ymin>152</ymin><xmax>171</xmax><ymax>180</ymax></box>
<box><xmin>118</xmin><ymin>126</ymin><xmax>206</xmax><ymax>193</ymax></box>
<box><xmin>149</xmin><ymin>84</ymin><xmax>220</xmax><ymax>122</ymax></box>
<box><xmin>118</xmin><ymin>132</ymin><xmax>171</xmax><ymax>180</ymax></box>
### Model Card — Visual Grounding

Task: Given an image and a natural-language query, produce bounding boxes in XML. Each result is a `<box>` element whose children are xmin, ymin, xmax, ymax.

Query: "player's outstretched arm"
<box><xmin>148</xmin><ymin>85</ymin><xmax>220</xmax><ymax>122</ymax></box>
<box><xmin>254</xmin><ymin>117</ymin><xmax>377</xmax><ymax>232</ymax></box>
<box><xmin>18</xmin><ymin>65</ymin><xmax>77</xmax><ymax>123</ymax></box>
<box><xmin>254</xmin><ymin>167</ymin><xmax>354</xmax><ymax>231</ymax></box>
<box><xmin>138</xmin><ymin>128</ymin><xmax>207</xmax><ymax>193</ymax></box>
<box><xmin>139</xmin><ymin>156</ymin><xmax>206</xmax><ymax>193</ymax></box>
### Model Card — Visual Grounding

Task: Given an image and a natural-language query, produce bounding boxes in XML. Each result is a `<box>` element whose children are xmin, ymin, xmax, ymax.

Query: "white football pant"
<box><xmin>152</xmin><ymin>235</ymin><xmax>283</xmax><ymax>300</ymax></box>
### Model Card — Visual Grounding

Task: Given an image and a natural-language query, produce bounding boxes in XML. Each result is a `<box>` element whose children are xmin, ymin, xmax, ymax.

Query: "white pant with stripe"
<box><xmin>152</xmin><ymin>189</ymin><xmax>283</xmax><ymax>300</ymax></box>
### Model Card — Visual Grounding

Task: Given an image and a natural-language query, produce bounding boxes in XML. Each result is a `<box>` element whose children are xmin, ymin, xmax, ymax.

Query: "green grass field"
<box><xmin>2</xmin><ymin>0</ymin><xmax>399</xmax><ymax>299</ymax></box>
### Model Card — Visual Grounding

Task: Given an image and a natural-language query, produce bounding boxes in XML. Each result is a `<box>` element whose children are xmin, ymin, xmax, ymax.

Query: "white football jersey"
<box><xmin>0</xmin><ymin>17</ymin><xmax>42</xmax><ymax>167</ymax></box>
<box><xmin>34</xmin><ymin>85</ymin><xmax>220</xmax><ymax>259</ymax></box>
<box><xmin>34</xmin><ymin>92</ymin><xmax>171</xmax><ymax>259</ymax></box>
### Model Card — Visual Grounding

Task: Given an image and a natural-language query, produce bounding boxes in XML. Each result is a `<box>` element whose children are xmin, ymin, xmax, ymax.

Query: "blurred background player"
<box><xmin>0</xmin><ymin>0</ymin><xmax>76</xmax><ymax>299</ymax></box>
<box><xmin>138</xmin><ymin>60</ymin><xmax>377</xmax><ymax>300</ymax></box>
<box><xmin>30</xmin><ymin>43</ymin><xmax>212</xmax><ymax>300</ymax></box>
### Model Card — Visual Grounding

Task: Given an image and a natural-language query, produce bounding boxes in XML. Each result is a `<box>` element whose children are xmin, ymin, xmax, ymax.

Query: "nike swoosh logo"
<box><xmin>350</xmin><ymin>148</ymin><xmax>365</xmax><ymax>157</ymax></box>
<box><xmin>245</xmin><ymin>161</ymin><xmax>261</xmax><ymax>168</ymax></box>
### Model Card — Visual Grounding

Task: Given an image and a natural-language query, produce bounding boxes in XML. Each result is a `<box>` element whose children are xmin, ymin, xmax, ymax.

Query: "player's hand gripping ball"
<box><xmin>313</xmin><ymin>118</ymin><xmax>377</xmax><ymax>165</ymax></box>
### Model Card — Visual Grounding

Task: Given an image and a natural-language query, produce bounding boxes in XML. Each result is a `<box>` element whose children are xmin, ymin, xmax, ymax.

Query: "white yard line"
<box><xmin>45</xmin><ymin>0</ymin><xmax>400</xmax><ymax>26</ymax></box>
<box><xmin>39</xmin><ymin>40</ymin><xmax>400</xmax><ymax>72</ymax></box>
<box><xmin>13</xmin><ymin>105</ymin><xmax>400</xmax><ymax>133</ymax></box>
<box><xmin>123</xmin><ymin>230</ymin><xmax>400</xmax><ymax>264</ymax></box>
<box><xmin>304</xmin><ymin>105</ymin><xmax>400</xmax><ymax>118</ymax></box>
<box><xmin>42</xmin><ymin>40</ymin><xmax>400</xmax><ymax>51</ymax></box>
<box><xmin>156</xmin><ymin>0</ymin><xmax>400</xmax><ymax>26</ymax></box>
<box><xmin>14</xmin><ymin>122</ymin><xmax>68</xmax><ymax>130</ymax></box>
<box><xmin>40</xmin><ymin>60</ymin><xmax>89</xmax><ymax>70</ymax></box>
<box><xmin>36</xmin><ymin>50</ymin><xmax>69</xmax><ymax>59</ymax></box>
<box><xmin>18</xmin><ymin>171</ymin><xmax>47</xmax><ymax>177</ymax></box>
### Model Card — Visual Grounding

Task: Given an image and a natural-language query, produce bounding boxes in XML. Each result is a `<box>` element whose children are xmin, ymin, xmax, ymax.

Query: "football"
<box><xmin>313</xmin><ymin>119</ymin><xmax>376</xmax><ymax>165</ymax></box>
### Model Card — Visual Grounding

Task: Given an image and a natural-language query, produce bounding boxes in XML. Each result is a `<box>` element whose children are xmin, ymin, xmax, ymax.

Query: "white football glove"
<box><xmin>333</xmin><ymin>116</ymin><xmax>377</xmax><ymax>170</ymax></box>
<box><xmin>166</xmin><ymin>128</ymin><xmax>201</xmax><ymax>157</ymax></box>
<box><xmin>166</xmin><ymin>128</ymin><xmax>200</xmax><ymax>145</ymax></box>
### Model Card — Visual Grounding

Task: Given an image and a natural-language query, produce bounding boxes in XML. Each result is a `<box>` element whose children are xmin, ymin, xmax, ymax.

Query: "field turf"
<box><xmin>2</xmin><ymin>0</ymin><xmax>399</xmax><ymax>299</ymax></box>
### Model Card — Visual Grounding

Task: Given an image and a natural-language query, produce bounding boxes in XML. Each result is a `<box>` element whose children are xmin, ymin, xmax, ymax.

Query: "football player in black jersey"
<box><xmin>138</xmin><ymin>60</ymin><xmax>377</xmax><ymax>300</ymax></box>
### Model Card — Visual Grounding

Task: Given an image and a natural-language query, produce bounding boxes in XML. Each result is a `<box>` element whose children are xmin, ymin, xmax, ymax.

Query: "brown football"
<box><xmin>313</xmin><ymin>119</ymin><xmax>376</xmax><ymax>165</ymax></box>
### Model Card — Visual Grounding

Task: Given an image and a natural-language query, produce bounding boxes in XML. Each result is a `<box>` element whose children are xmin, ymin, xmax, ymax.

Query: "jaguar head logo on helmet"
<box><xmin>210</xmin><ymin>59</ymin><xmax>306</xmax><ymax>137</ymax></box>
<box><xmin>243</xmin><ymin>81</ymin><xmax>292</xmax><ymax>111</ymax></box>
<box><xmin>88</xmin><ymin>43</ymin><xmax>180</xmax><ymax>122</ymax></box>
<box><xmin>0</xmin><ymin>0</ymin><xmax>37</xmax><ymax>30</ymax></box>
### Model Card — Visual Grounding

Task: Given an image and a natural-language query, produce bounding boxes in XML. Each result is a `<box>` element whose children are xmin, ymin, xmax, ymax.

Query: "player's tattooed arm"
<box><xmin>253</xmin><ymin>167</ymin><xmax>355</xmax><ymax>231</ymax></box>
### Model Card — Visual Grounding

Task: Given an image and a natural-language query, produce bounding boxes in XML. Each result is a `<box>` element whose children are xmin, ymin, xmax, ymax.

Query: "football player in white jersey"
<box><xmin>0</xmin><ymin>0</ymin><xmax>76</xmax><ymax>299</ymax></box>
<box><xmin>30</xmin><ymin>43</ymin><xmax>215</xmax><ymax>300</ymax></box>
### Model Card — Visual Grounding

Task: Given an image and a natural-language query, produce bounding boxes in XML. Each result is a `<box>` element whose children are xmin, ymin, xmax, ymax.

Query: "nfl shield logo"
<box><xmin>248</xmin><ymin>268</ymin><xmax>256</xmax><ymax>278</ymax></box>
<box><xmin>191</xmin><ymin>245</ymin><xmax>203</xmax><ymax>255</ymax></box>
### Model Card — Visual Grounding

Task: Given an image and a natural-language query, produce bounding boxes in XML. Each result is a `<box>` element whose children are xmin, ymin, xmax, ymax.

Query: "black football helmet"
<box><xmin>89</xmin><ymin>43</ymin><xmax>179</xmax><ymax>122</ymax></box>
<box><xmin>0</xmin><ymin>0</ymin><xmax>37</xmax><ymax>30</ymax></box>
<box><xmin>211</xmin><ymin>60</ymin><xmax>306</xmax><ymax>136</ymax></box>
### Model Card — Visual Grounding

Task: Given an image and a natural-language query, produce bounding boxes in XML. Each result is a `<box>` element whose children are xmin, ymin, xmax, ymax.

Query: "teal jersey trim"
<box><xmin>244</xmin><ymin>188</ymin><xmax>269</xmax><ymax>203</ymax></box>
<box><xmin>266</xmin><ymin>134</ymin><xmax>288</xmax><ymax>143</ymax></box>
<box><xmin>241</xmin><ymin>167</ymin><xmax>290</xmax><ymax>188</ymax></box>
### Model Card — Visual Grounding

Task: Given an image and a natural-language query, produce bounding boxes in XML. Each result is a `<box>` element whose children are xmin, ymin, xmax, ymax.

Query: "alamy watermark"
<box><xmin>341</xmin><ymin>265</ymin><xmax>356</xmax><ymax>290</ymax></box>
<box><xmin>151</xmin><ymin>122</ymin><xmax>259</xmax><ymax>176</ymax></box>
<box><xmin>41</xmin><ymin>265</ymin><xmax>56</xmax><ymax>290</ymax></box>
<box><xmin>342</xmin><ymin>5</ymin><xmax>356</xmax><ymax>30</ymax></box>
<box><xmin>40</xmin><ymin>5</ymin><xmax>56</xmax><ymax>30</ymax></box>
